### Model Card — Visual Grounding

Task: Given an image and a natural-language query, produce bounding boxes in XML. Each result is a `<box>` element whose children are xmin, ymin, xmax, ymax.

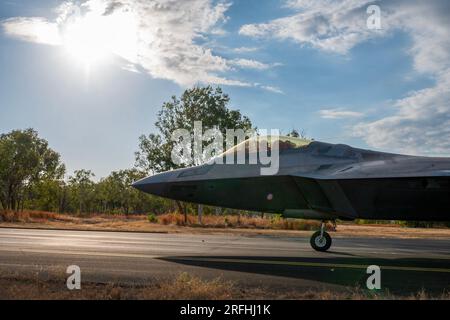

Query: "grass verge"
<box><xmin>1</xmin><ymin>271</ymin><xmax>448</xmax><ymax>300</ymax></box>
<box><xmin>1</xmin><ymin>210</ymin><xmax>450</xmax><ymax>239</ymax></box>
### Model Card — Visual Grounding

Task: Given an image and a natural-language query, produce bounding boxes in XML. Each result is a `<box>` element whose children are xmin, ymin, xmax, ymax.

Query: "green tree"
<box><xmin>68</xmin><ymin>169</ymin><xmax>95</xmax><ymax>214</ymax></box>
<box><xmin>26</xmin><ymin>178</ymin><xmax>65</xmax><ymax>212</ymax></box>
<box><xmin>98</xmin><ymin>169</ymin><xmax>144</xmax><ymax>214</ymax></box>
<box><xmin>287</xmin><ymin>129</ymin><xmax>309</xmax><ymax>139</ymax></box>
<box><xmin>0</xmin><ymin>129</ymin><xmax>65</xmax><ymax>211</ymax></box>
<box><xmin>135</xmin><ymin>86</ymin><xmax>254</xmax><ymax>221</ymax></box>
<box><xmin>135</xmin><ymin>86</ymin><xmax>254</xmax><ymax>173</ymax></box>
<box><xmin>92</xmin><ymin>168</ymin><xmax>173</xmax><ymax>215</ymax></box>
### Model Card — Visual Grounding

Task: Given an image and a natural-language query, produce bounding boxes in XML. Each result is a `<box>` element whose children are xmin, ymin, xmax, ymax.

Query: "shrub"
<box><xmin>147</xmin><ymin>213</ymin><xmax>158</xmax><ymax>223</ymax></box>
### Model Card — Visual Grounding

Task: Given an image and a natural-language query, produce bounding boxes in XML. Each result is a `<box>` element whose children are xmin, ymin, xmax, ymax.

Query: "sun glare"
<box><xmin>61</xmin><ymin>10</ymin><xmax>138</xmax><ymax>69</ymax></box>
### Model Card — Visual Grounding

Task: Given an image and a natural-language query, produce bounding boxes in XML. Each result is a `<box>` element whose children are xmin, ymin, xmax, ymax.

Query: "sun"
<box><xmin>61</xmin><ymin>10</ymin><xmax>138</xmax><ymax>69</ymax></box>
<box><xmin>62</xmin><ymin>16</ymin><xmax>110</xmax><ymax>67</ymax></box>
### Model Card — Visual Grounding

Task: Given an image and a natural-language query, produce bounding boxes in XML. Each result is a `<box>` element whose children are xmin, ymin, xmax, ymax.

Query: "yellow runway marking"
<box><xmin>174</xmin><ymin>257</ymin><xmax>450</xmax><ymax>273</ymax></box>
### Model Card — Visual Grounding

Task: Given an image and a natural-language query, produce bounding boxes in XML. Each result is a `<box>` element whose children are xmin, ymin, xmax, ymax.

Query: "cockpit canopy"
<box><xmin>221</xmin><ymin>135</ymin><xmax>312</xmax><ymax>158</ymax></box>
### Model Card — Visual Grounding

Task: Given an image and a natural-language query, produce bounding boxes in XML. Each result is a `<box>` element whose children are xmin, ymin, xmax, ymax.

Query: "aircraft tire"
<box><xmin>310</xmin><ymin>231</ymin><xmax>332</xmax><ymax>252</ymax></box>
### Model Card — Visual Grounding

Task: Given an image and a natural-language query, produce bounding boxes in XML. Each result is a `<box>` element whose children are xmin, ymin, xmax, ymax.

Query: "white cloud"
<box><xmin>1</xmin><ymin>0</ymin><xmax>280</xmax><ymax>89</ymax></box>
<box><xmin>121</xmin><ymin>63</ymin><xmax>140</xmax><ymax>74</ymax></box>
<box><xmin>319</xmin><ymin>109</ymin><xmax>363</xmax><ymax>119</ymax></box>
<box><xmin>354</xmin><ymin>72</ymin><xmax>450</xmax><ymax>156</ymax></box>
<box><xmin>240</xmin><ymin>0</ymin><xmax>450</xmax><ymax>155</ymax></box>
<box><xmin>232</xmin><ymin>46</ymin><xmax>259</xmax><ymax>53</ymax></box>
<box><xmin>2</xmin><ymin>17</ymin><xmax>62</xmax><ymax>45</ymax></box>
<box><xmin>353</xmin><ymin>1</ymin><xmax>450</xmax><ymax>155</ymax></box>
<box><xmin>229</xmin><ymin>58</ymin><xmax>281</xmax><ymax>70</ymax></box>
<box><xmin>239</xmin><ymin>0</ymin><xmax>378</xmax><ymax>54</ymax></box>
<box><xmin>260</xmin><ymin>85</ymin><xmax>284</xmax><ymax>94</ymax></box>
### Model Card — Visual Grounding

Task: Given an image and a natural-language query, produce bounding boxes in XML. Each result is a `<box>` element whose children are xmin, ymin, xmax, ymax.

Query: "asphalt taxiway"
<box><xmin>0</xmin><ymin>228</ymin><xmax>449</xmax><ymax>294</ymax></box>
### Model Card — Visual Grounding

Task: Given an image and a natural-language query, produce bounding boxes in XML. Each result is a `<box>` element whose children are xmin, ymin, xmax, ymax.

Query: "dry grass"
<box><xmin>282</xmin><ymin>288</ymin><xmax>450</xmax><ymax>300</ymax></box>
<box><xmin>1</xmin><ymin>210</ymin><xmax>450</xmax><ymax>239</ymax></box>
<box><xmin>1</xmin><ymin>210</ymin><xmax>67</xmax><ymax>223</ymax></box>
<box><xmin>0</xmin><ymin>270</ymin><xmax>448</xmax><ymax>300</ymax></box>
<box><xmin>0</xmin><ymin>271</ymin><xmax>234</xmax><ymax>300</ymax></box>
<box><xmin>337</xmin><ymin>223</ymin><xmax>450</xmax><ymax>239</ymax></box>
<box><xmin>156</xmin><ymin>212</ymin><xmax>328</xmax><ymax>231</ymax></box>
<box><xmin>0</xmin><ymin>210</ymin><xmax>330</xmax><ymax>232</ymax></box>
<box><xmin>0</xmin><ymin>210</ymin><xmax>143</xmax><ymax>223</ymax></box>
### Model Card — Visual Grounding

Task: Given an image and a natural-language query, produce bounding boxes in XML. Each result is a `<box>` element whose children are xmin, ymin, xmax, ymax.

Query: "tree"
<box><xmin>97</xmin><ymin>169</ymin><xmax>148</xmax><ymax>214</ymax></box>
<box><xmin>0</xmin><ymin>129</ymin><xmax>65</xmax><ymax>211</ymax></box>
<box><xmin>135</xmin><ymin>86</ymin><xmax>254</xmax><ymax>221</ymax></box>
<box><xmin>68</xmin><ymin>169</ymin><xmax>95</xmax><ymax>214</ymax></box>
<box><xmin>26</xmin><ymin>178</ymin><xmax>65</xmax><ymax>212</ymax></box>
<box><xmin>287</xmin><ymin>129</ymin><xmax>300</xmax><ymax>138</ymax></box>
<box><xmin>136</xmin><ymin>86</ymin><xmax>253</xmax><ymax>173</ymax></box>
<box><xmin>287</xmin><ymin>129</ymin><xmax>309</xmax><ymax>139</ymax></box>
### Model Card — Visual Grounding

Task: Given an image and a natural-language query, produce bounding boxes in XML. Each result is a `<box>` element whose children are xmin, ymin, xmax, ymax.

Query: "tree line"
<box><xmin>0</xmin><ymin>86</ymin><xmax>256</xmax><ymax>215</ymax></box>
<box><xmin>1</xmin><ymin>86</ymin><xmax>446</xmax><ymax>227</ymax></box>
<box><xmin>0</xmin><ymin>129</ymin><xmax>171</xmax><ymax>214</ymax></box>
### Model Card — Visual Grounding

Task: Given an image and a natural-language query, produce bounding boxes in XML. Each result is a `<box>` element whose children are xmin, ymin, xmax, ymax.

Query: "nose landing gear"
<box><xmin>310</xmin><ymin>221</ymin><xmax>333</xmax><ymax>252</ymax></box>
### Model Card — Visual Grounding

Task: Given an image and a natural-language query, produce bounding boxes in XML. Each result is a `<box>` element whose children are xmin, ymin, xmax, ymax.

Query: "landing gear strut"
<box><xmin>310</xmin><ymin>221</ymin><xmax>332</xmax><ymax>252</ymax></box>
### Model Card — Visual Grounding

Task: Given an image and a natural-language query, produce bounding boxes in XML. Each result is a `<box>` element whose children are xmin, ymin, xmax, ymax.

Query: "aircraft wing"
<box><xmin>289</xmin><ymin>157</ymin><xmax>450</xmax><ymax>221</ymax></box>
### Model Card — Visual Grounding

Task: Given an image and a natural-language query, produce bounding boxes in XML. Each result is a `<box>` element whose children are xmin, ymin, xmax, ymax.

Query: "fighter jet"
<box><xmin>133</xmin><ymin>135</ymin><xmax>450</xmax><ymax>251</ymax></box>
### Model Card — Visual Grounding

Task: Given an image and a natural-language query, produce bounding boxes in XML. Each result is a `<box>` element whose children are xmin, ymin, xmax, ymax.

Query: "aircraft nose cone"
<box><xmin>132</xmin><ymin>171</ymin><xmax>176</xmax><ymax>197</ymax></box>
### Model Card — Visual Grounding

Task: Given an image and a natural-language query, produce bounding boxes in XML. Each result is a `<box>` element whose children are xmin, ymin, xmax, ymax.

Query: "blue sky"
<box><xmin>1</xmin><ymin>0</ymin><xmax>449</xmax><ymax>178</ymax></box>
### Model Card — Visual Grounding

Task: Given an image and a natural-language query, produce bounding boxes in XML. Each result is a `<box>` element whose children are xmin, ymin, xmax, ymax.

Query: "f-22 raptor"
<box><xmin>133</xmin><ymin>136</ymin><xmax>450</xmax><ymax>251</ymax></box>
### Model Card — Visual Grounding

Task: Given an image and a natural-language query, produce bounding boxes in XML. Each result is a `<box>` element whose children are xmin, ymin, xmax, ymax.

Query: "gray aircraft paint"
<box><xmin>133</xmin><ymin>137</ymin><xmax>450</xmax><ymax>222</ymax></box>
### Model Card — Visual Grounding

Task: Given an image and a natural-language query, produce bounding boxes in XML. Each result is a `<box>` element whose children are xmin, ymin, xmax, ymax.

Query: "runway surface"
<box><xmin>0</xmin><ymin>227</ymin><xmax>449</xmax><ymax>294</ymax></box>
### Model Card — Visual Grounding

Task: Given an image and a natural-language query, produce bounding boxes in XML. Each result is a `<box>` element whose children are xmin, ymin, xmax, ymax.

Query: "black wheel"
<box><xmin>310</xmin><ymin>231</ymin><xmax>332</xmax><ymax>252</ymax></box>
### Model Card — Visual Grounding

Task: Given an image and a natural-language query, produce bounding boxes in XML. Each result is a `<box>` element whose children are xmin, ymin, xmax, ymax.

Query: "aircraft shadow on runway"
<box><xmin>158</xmin><ymin>256</ymin><xmax>450</xmax><ymax>295</ymax></box>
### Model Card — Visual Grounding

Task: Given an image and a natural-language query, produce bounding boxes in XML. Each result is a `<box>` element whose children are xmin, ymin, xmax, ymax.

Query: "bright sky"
<box><xmin>1</xmin><ymin>0</ymin><xmax>449</xmax><ymax>178</ymax></box>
